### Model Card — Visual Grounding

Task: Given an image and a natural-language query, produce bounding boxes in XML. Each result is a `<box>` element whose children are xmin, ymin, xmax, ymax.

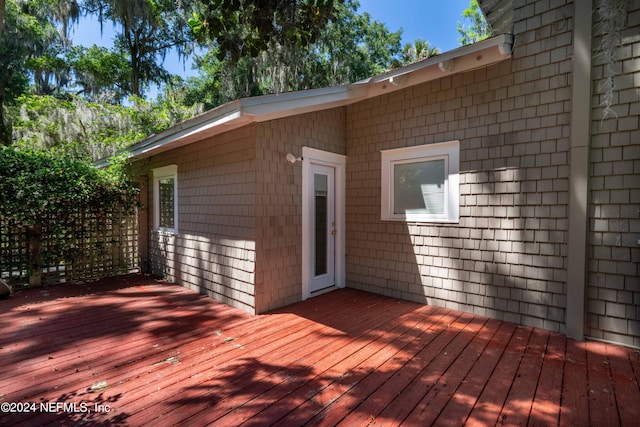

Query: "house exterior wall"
<box><xmin>345</xmin><ymin>0</ymin><xmax>573</xmax><ymax>332</ymax></box>
<box><xmin>587</xmin><ymin>1</ymin><xmax>640</xmax><ymax>347</ymax></box>
<box><xmin>254</xmin><ymin>108</ymin><xmax>347</xmax><ymax>313</ymax></box>
<box><xmin>142</xmin><ymin>125</ymin><xmax>259</xmax><ymax>313</ymax></box>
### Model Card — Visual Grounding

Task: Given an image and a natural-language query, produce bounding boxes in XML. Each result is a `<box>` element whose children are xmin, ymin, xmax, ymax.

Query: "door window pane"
<box><xmin>314</xmin><ymin>173</ymin><xmax>328</xmax><ymax>276</ymax></box>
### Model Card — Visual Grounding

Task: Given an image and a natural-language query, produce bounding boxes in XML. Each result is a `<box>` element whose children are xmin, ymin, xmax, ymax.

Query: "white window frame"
<box><xmin>152</xmin><ymin>165</ymin><xmax>178</xmax><ymax>234</ymax></box>
<box><xmin>381</xmin><ymin>140</ymin><xmax>459</xmax><ymax>223</ymax></box>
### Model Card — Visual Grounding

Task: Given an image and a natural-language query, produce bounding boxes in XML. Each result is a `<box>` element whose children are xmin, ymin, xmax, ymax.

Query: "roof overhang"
<box><xmin>98</xmin><ymin>34</ymin><xmax>512</xmax><ymax>166</ymax></box>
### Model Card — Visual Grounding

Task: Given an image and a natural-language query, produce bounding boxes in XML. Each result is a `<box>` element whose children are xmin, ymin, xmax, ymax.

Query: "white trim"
<box><xmin>381</xmin><ymin>141</ymin><xmax>460</xmax><ymax>223</ymax></box>
<box><xmin>566</xmin><ymin>3</ymin><xmax>592</xmax><ymax>341</ymax></box>
<box><xmin>302</xmin><ymin>147</ymin><xmax>346</xmax><ymax>300</ymax></box>
<box><xmin>152</xmin><ymin>164</ymin><xmax>178</xmax><ymax>234</ymax></box>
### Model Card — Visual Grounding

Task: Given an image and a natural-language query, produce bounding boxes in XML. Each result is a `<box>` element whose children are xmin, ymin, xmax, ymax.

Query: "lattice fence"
<box><xmin>1</xmin><ymin>206</ymin><xmax>138</xmax><ymax>286</ymax></box>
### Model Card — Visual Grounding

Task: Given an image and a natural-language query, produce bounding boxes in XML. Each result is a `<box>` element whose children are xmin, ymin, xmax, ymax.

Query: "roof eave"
<box><xmin>101</xmin><ymin>35</ymin><xmax>512</xmax><ymax>165</ymax></box>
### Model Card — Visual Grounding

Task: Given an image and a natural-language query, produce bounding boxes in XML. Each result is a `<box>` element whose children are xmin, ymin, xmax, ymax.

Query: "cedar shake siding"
<box><xmin>141</xmin><ymin>109</ymin><xmax>346</xmax><ymax>314</ymax></box>
<box><xmin>587</xmin><ymin>0</ymin><xmax>640</xmax><ymax>348</ymax></box>
<box><xmin>344</xmin><ymin>0</ymin><xmax>573</xmax><ymax>332</ymax></box>
<box><xmin>129</xmin><ymin>0</ymin><xmax>640</xmax><ymax>347</ymax></box>
<box><xmin>146</xmin><ymin>125</ymin><xmax>258</xmax><ymax>312</ymax></box>
<box><xmin>254</xmin><ymin>108</ymin><xmax>346</xmax><ymax>313</ymax></box>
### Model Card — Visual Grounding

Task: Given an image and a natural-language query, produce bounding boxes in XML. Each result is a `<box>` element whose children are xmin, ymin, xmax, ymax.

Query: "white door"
<box><xmin>309</xmin><ymin>164</ymin><xmax>336</xmax><ymax>293</ymax></box>
<box><xmin>302</xmin><ymin>147</ymin><xmax>346</xmax><ymax>300</ymax></box>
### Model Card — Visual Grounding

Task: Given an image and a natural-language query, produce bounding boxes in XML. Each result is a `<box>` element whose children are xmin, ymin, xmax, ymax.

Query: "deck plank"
<box><xmin>585</xmin><ymin>340</ymin><xmax>619</xmax><ymax>426</ymax></box>
<box><xmin>498</xmin><ymin>327</ymin><xmax>549</xmax><ymax>425</ymax></box>
<box><xmin>464</xmin><ymin>325</ymin><xmax>533</xmax><ymax>426</ymax></box>
<box><xmin>559</xmin><ymin>339</ymin><xmax>590</xmax><ymax>426</ymax></box>
<box><xmin>1</xmin><ymin>274</ymin><xmax>639</xmax><ymax>426</ymax></box>
<box><xmin>606</xmin><ymin>344</ymin><xmax>640</xmax><ymax>426</ymax></box>
<box><xmin>527</xmin><ymin>332</ymin><xmax>565</xmax><ymax>426</ymax></box>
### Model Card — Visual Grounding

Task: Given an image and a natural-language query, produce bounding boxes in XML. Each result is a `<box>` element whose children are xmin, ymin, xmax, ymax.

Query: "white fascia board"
<box><xmin>239</xmin><ymin>85</ymin><xmax>367</xmax><ymax>121</ymax></box>
<box><xmin>370</xmin><ymin>34</ymin><xmax>511</xmax><ymax>84</ymax></box>
<box><xmin>357</xmin><ymin>34</ymin><xmax>512</xmax><ymax>100</ymax></box>
<box><xmin>121</xmin><ymin>101</ymin><xmax>247</xmax><ymax>161</ymax></box>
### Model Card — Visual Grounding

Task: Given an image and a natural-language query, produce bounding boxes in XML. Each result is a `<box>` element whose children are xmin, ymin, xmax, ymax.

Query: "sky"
<box><xmin>71</xmin><ymin>0</ymin><xmax>472</xmax><ymax>91</ymax></box>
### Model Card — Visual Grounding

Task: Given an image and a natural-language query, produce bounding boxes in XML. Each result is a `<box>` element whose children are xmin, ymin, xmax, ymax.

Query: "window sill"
<box><xmin>152</xmin><ymin>228</ymin><xmax>179</xmax><ymax>237</ymax></box>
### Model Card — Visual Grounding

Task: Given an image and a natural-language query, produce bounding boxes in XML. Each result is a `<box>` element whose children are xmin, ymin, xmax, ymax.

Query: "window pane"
<box><xmin>314</xmin><ymin>173</ymin><xmax>328</xmax><ymax>276</ymax></box>
<box><xmin>159</xmin><ymin>177</ymin><xmax>175</xmax><ymax>228</ymax></box>
<box><xmin>394</xmin><ymin>159</ymin><xmax>445</xmax><ymax>215</ymax></box>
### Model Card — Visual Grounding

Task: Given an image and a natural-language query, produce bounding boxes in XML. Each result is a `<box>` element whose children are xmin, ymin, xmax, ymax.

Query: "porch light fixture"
<box><xmin>286</xmin><ymin>153</ymin><xmax>303</xmax><ymax>164</ymax></box>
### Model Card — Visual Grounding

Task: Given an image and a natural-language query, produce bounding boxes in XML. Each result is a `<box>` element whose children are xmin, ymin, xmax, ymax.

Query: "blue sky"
<box><xmin>359</xmin><ymin>0</ymin><xmax>471</xmax><ymax>52</ymax></box>
<box><xmin>72</xmin><ymin>0</ymin><xmax>472</xmax><ymax>88</ymax></box>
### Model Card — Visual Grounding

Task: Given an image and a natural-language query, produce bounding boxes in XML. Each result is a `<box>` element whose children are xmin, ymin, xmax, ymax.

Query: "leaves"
<box><xmin>0</xmin><ymin>147</ymin><xmax>138</xmax><ymax>236</ymax></box>
<box><xmin>11</xmin><ymin>94</ymin><xmax>203</xmax><ymax>161</ymax></box>
<box><xmin>457</xmin><ymin>0</ymin><xmax>491</xmax><ymax>46</ymax></box>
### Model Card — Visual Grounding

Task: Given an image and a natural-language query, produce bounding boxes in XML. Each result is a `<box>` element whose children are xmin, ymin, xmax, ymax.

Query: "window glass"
<box><xmin>380</xmin><ymin>140</ymin><xmax>459</xmax><ymax>223</ymax></box>
<box><xmin>393</xmin><ymin>159</ymin><xmax>445</xmax><ymax>215</ymax></box>
<box><xmin>152</xmin><ymin>165</ymin><xmax>178</xmax><ymax>233</ymax></box>
<box><xmin>158</xmin><ymin>177</ymin><xmax>175</xmax><ymax>229</ymax></box>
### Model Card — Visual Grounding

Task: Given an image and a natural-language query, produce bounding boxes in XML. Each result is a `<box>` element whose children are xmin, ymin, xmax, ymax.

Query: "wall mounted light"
<box><xmin>286</xmin><ymin>153</ymin><xmax>303</xmax><ymax>164</ymax></box>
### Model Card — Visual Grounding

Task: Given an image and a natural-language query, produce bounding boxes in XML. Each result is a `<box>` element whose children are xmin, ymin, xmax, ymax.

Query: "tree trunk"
<box><xmin>0</xmin><ymin>0</ymin><xmax>5</xmax><ymax>35</ymax></box>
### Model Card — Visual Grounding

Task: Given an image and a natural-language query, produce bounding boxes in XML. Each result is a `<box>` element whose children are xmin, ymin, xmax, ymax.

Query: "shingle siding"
<box><xmin>345</xmin><ymin>0</ymin><xmax>572</xmax><ymax>332</ymax></box>
<box><xmin>254</xmin><ymin>108</ymin><xmax>347</xmax><ymax>313</ymax></box>
<box><xmin>140</xmin><ymin>109</ymin><xmax>346</xmax><ymax>315</ymax></box>
<box><xmin>144</xmin><ymin>125</ymin><xmax>259</xmax><ymax>313</ymax></box>
<box><xmin>587</xmin><ymin>0</ymin><xmax>640</xmax><ymax>348</ymax></box>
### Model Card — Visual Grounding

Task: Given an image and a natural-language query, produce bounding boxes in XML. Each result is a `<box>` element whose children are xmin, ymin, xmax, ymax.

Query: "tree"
<box><xmin>21</xmin><ymin>0</ymin><xmax>80</xmax><ymax>96</ymax></box>
<box><xmin>0</xmin><ymin>0</ymin><xmax>37</xmax><ymax>144</ymax></box>
<box><xmin>84</xmin><ymin>0</ymin><xmax>195</xmax><ymax>97</ymax></box>
<box><xmin>185</xmin><ymin>0</ymin><xmax>401</xmax><ymax>103</ymax></box>
<box><xmin>11</xmin><ymin>93</ymin><xmax>203</xmax><ymax>161</ymax></box>
<box><xmin>457</xmin><ymin>0</ymin><xmax>491</xmax><ymax>46</ymax></box>
<box><xmin>398</xmin><ymin>38</ymin><xmax>440</xmax><ymax>66</ymax></box>
<box><xmin>67</xmin><ymin>44</ymin><xmax>132</xmax><ymax>102</ymax></box>
<box><xmin>191</xmin><ymin>0</ymin><xmax>340</xmax><ymax>62</ymax></box>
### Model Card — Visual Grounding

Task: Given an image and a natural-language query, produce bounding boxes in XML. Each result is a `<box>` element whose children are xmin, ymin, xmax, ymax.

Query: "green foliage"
<box><xmin>398</xmin><ymin>39</ymin><xmax>440</xmax><ymax>66</ymax></box>
<box><xmin>0</xmin><ymin>145</ymin><xmax>139</xmax><ymax>229</ymax></box>
<box><xmin>193</xmin><ymin>0</ymin><xmax>340</xmax><ymax>62</ymax></box>
<box><xmin>183</xmin><ymin>0</ymin><xmax>402</xmax><ymax>104</ymax></box>
<box><xmin>67</xmin><ymin>44</ymin><xmax>131</xmax><ymax>102</ymax></box>
<box><xmin>457</xmin><ymin>0</ymin><xmax>491</xmax><ymax>46</ymax></box>
<box><xmin>85</xmin><ymin>0</ymin><xmax>196</xmax><ymax>96</ymax></box>
<box><xmin>10</xmin><ymin>94</ymin><xmax>203</xmax><ymax>161</ymax></box>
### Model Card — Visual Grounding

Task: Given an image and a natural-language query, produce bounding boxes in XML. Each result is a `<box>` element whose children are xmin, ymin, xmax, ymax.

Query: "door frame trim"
<box><xmin>302</xmin><ymin>147</ymin><xmax>346</xmax><ymax>300</ymax></box>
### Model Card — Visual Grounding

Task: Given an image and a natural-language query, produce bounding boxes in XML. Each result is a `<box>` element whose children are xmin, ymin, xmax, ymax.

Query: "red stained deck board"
<box><xmin>527</xmin><ymin>332</ymin><xmax>566</xmax><ymax>426</ymax></box>
<box><xmin>606</xmin><ymin>344</ymin><xmax>640</xmax><ymax>425</ymax></box>
<box><xmin>320</xmin><ymin>310</ymin><xmax>472</xmax><ymax>425</ymax></box>
<box><xmin>351</xmin><ymin>313</ymin><xmax>483</xmax><ymax>427</ymax></box>
<box><xmin>208</xmin><ymin>307</ymin><xmax>442</xmax><ymax>427</ymax></box>
<box><xmin>240</xmin><ymin>306</ymin><xmax>454</xmax><ymax>427</ymax></box>
<box><xmin>235</xmin><ymin>307</ymin><xmax>444</xmax><ymax>425</ymax></box>
<box><xmin>560</xmin><ymin>339</ymin><xmax>590</xmax><ymax>426</ymax></box>
<box><xmin>133</xmin><ymin>291</ymin><xmax>411</xmax><ymax>426</ymax></box>
<box><xmin>220</xmin><ymin>310</ymin><xmax>448</xmax><ymax>425</ymax></box>
<box><xmin>432</xmin><ymin>320</ymin><xmax>518</xmax><ymax>426</ymax></box>
<box><xmin>497</xmin><ymin>328</ymin><xmax>550</xmax><ymax>426</ymax></box>
<box><xmin>397</xmin><ymin>318</ymin><xmax>503</xmax><ymax>427</ymax></box>
<box><xmin>464</xmin><ymin>325</ymin><xmax>534</xmax><ymax>426</ymax></box>
<box><xmin>1</xmin><ymin>274</ymin><xmax>639</xmax><ymax>427</ymax></box>
<box><xmin>296</xmin><ymin>310</ymin><xmax>460</xmax><ymax>425</ymax></box>
<box><xmin>585</xmin><ymin>340</ymin><xmax>619</xmax><ymax>426</ymax></box>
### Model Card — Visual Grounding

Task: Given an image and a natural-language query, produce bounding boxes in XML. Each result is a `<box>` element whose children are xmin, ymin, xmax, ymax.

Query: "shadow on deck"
<box><xmin>1</xmin><ymin>274</ymin><xmax>638</xmax><ymax>426</ymax></box>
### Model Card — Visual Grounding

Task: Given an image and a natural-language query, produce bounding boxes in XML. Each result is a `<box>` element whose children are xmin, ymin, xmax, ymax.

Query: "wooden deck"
<box><xmin>1</xmin><ymin>275</ymin><xmax>639</xmax><ymax>426</ymax></box>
